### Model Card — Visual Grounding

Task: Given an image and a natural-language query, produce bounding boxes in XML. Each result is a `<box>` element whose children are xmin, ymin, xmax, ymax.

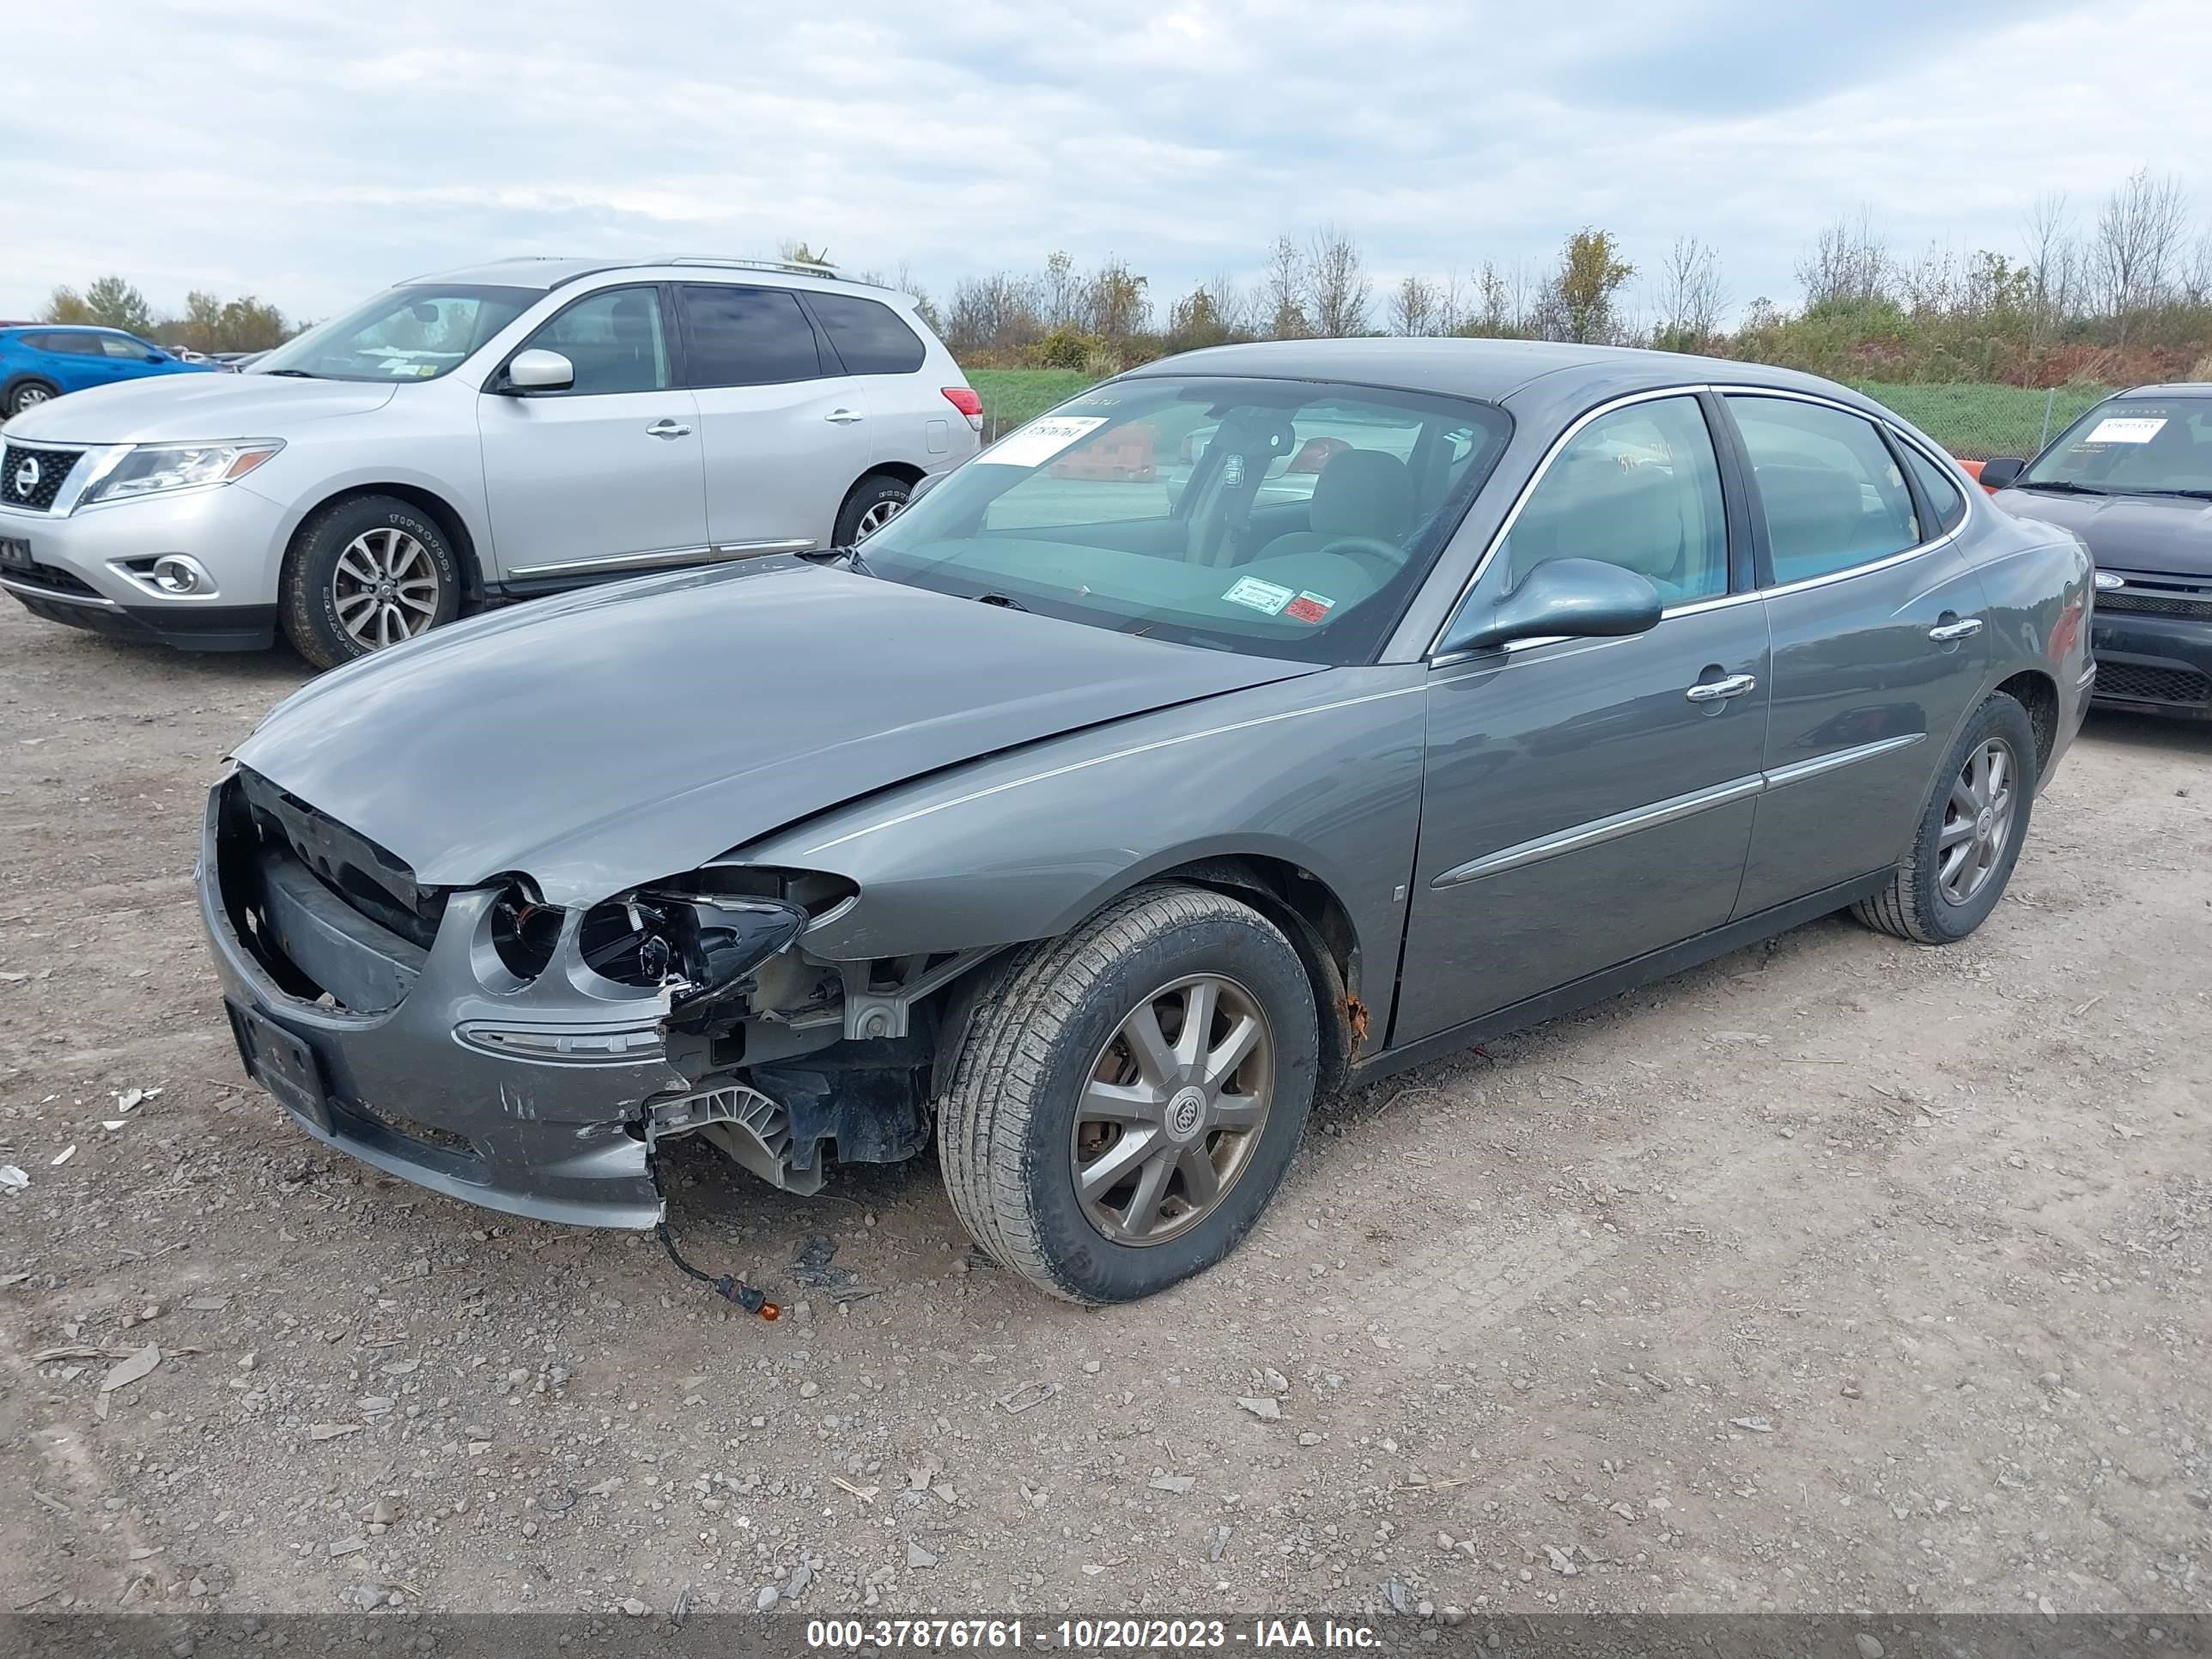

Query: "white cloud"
<box><xmin>3</xmin><ymin>0</ymin><xmax>2207</xmax><ymax>326</ymax></box>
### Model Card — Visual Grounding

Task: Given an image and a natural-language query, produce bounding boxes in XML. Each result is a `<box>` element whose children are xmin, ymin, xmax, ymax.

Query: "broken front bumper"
<box><xmin>195</xmin><ymin>781</ymin><xmax>682</xmax><ymax>1229</ymax></box>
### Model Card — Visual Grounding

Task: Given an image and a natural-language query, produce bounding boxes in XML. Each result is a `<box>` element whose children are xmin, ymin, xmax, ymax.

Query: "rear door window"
<box><xmin>677</xmin><ymin>285</ymin><xmax>822</xmax><ymax>387</ymax></box>
<box><xmin>1728</xmin><ymin>396</ymin><xmax>1922</xmax><ymax>584</ymax></box>
<box><xmin>808</xmin><ymin>294</ymin><xmax>925</xmax><ymax>375</ymax></box>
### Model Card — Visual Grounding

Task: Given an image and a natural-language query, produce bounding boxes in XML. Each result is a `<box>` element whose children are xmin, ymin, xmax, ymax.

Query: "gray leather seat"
<box><xmin>1257</xmin><ymin>448</ymin><xmax>1416</xmax><ymax>567</ymax></box>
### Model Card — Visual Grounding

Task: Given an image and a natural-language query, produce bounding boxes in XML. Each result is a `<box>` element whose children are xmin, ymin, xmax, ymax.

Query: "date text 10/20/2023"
<box><xmin>804</xmin><ymin>1620</ymin><xmax>1382</xmax><ymax>1650</ymax></box>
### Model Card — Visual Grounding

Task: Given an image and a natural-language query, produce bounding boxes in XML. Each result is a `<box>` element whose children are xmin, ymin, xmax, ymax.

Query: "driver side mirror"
<box><xmin>1976</xmin><ymin>457</ymin><xmax>2025</xmax><ymax>490</ymax></box>
<box><xmin>144</xmin><ymin>349</ymin><xmax>167</xmax><ymax>362</ymax></box>
<box><xmin>1439</xmin><ymin>557</ymin><xmax>1663</xmax><ymax>655</ymax></box>
<box><xmin>500</xmin><ymin>349</ymin><xmax>574</xmax><ymax>394</ymax></box>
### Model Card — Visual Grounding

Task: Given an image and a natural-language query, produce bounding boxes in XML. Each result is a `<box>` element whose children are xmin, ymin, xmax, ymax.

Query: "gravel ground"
<box><xmin>1</xmin><ymin>600</ymin><xmax>2209</xmax><ymax>1624</ymax></box>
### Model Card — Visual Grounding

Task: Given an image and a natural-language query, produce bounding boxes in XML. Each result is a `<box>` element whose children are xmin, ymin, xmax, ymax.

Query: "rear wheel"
<box><xmin>833</xmin><ymin>472</ymin><xmax>912</xmax><ymax>546</ymax></box>
<box><xmin>1852</xmin><ymin>692</ymin><xmax>2037</xmax><ymax>944</ymax></box>
<box><xmin>939</xmin><ymin>885</ymin><xmax>1318</xmax><ymax>1304</ymax></box>
<box><xmin>5</xmin><ymin>379</ymin><xmax>58</xmax><ymax>417</ymax></box>
<box><xmin>280</xmin><ymin>495</ymin><xmax>462</xmax><ymax>671</ymax></box>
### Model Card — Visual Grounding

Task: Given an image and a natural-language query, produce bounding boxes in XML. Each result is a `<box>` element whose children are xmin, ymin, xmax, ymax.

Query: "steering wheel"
<box><xmin>1312</xmin><ymin>536</ymin><xmax>1404</xmax><ymax>586</ymax></box>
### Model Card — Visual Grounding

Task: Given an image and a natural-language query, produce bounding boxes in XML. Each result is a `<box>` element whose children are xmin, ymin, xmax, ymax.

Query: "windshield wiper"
<box><xmin>975</xmin><ymin>592</ymin><xmax>1029</xmax><ymax>611</ymax></box>
<box><xmin>260</xmin><ymin>368</ymin><xmax>319</xmax><ymax>379</ymax></box>
<box><xmin>2124</xmin><ymin>487</ymin><xmax>2212</xmax><ymax>501</ymax></box>
<box><xmin>797</xmin><ymin>544</ymin><xmax>874</xmax><ymax>576</ymax></box>
<box><xmin>2016</xmin><ymin>479</ymin><xmax>2109</xmax><ymax>495</ymax></box>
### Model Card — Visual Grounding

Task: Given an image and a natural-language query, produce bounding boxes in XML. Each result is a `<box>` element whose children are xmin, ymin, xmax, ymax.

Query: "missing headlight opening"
<box><xmin>577</xmin><ymin>890</ymin><xmax>809</xmax><ymax>1015</ymax></box>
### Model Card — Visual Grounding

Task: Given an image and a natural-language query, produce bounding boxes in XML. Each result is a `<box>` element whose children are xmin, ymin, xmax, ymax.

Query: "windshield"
<box><xmin>858</xmin><ymin>376</ymin><xmax>1514</xmax><ymax>663</ymax></box>
<box><xmin>249</xmin><ymin>283</ymin><xmax>538</xmax><ymax>383</ymax></box>
<box><xmin>2021</xmin><ymin>396</ymin><xmax>2212</xmax><ymax>495</ymax></box>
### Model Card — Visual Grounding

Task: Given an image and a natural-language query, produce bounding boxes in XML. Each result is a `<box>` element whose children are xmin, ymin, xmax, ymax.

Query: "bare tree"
<box><xmin>2022</xmin><ymin>191</ymin><xmax>2081</xmax><ymax>349</ymax></box>
<box><xmin>1899</xmin><ymin>240</ymin><xmax>1962</xmax><ymax>316</ymax></box>
<box><xmin>1039</xmin><ymin>251</ymin><xmax>1084</xmax><ymax>331</ymax></box>
<box><xmin>2182</xmin><ymin>235</ymin><xmax>2212</xmax><ymax>308</ymax></box>
<box><xmin>943</xmin><ymin>271</ymin><xmax>1043</xmax><ymax>355</ymax></box>
<box><xmin>1652</xmin><ymin>236</ymin><xmax>1725</xmax><ymax>350</ymax></box>
<box><xmin>1796</xmin><ymin>209</ymin><xmax>1891</xmax><ymax>307</ymax></box>
<box><xmin>1083</xmin><ymin>256</ymin><xmax>1151</xmax><ymax>341</ymax></box>
<box><xmin>1261</xmin><ymin>234</ymin><xmax>1310</xmax><ymax>339</ymax></box>
<box><xmin>1203</xmin><ymin>270</ymin><xmax>1254</xmax><ymax>339</ymax></box>
<box><xmin>1305</xmin><ymin>223</ymin><xmax>1371</xmax><ymax>337</ymax></box>
<box><xmin>1436</xmin><ymin>270</ymin><xmax>1465</xmax><ymax>335</ymax></box>
<box><xmin>2094</xmin><ymin>167</ymin><xmax>2190</xmax><ymax>339</ymax></box>
<box><xmin>1387</xmin><ymin>274</ymin><xmax>1440</xmax><ymax>337</ymax></box>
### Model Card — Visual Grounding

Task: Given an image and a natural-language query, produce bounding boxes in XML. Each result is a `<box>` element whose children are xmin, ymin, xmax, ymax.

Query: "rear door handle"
<box><xmin>1928</xmin><ymin>617</ymin><xmax>1984</xmax><ymax>642</ymax></box>
<box><xmin>647</xmin><ymin>419</ymin><xmax>692</xmax><ymax>440</ymax></box>
<box><xmin>1686</xmin><ymin>673</ymin><xmax>1757</xmax><ymax>702</ymax></box>
<box><xmin>824</xmin><ymin>408</ymin><xmax>865</xmax><ymax>424</ymax></box>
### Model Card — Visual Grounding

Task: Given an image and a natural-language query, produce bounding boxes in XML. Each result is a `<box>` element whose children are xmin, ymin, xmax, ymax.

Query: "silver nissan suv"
<box><xmin>0</xmin><ymin>256</ymin><xmax>981</xmax><ymax>667</ymax></box>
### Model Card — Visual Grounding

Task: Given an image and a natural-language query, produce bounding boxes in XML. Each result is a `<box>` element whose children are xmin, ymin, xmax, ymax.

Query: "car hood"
<box><xmin>233</xmin><ymin>560</ymin><xmax>1322</xmax><ymax>904</ymax></box>
<box><xmin>1994</xmin><ymin>486</ymin><xmax>2212</xmax><ymax>577</ymax></box>
<box><xmin>2</xmin><ymin>373</ymin><xmax>398</xmax><ymax>442</ymax></box>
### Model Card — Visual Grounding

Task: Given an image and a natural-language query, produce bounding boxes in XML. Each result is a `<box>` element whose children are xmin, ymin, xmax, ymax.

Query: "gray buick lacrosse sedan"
<box><xmin>198</xmin><ymin>338</ymin><xmax>2094</xmax><ymax>1303</ymax></box>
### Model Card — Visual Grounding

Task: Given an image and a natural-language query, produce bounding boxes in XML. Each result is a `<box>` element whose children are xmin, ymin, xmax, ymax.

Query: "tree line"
<box><xmin>38</xmin><ymin>276</ymin><xmax>298</xmax><ymax>356</ymax></box>
<box><xmin>897</xmin><ymin>166</ymin><xmax>2212</xmax><ymax>386</ymax></box>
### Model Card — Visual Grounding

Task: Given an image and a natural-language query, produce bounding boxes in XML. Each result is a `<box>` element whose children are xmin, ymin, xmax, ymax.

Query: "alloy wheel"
<box><xmin>333</xmin><ymin>526</ymin><xmax>441</xmax><ymax>651</ymax></box>
<box><xmin>1071</xmin><ymin>974</ymin><xmax>1275</xmax><ymax>1247</ymax></box>
<box><xmin>854</xmin><ymin>497</ymin><xmax>905</xmax><ymax>538</ymax></box>
<box><xmin>14</xmin><ymin>386</ymin><xmax>52</xmax><ymax>410</ymax></box>
<box><xmin>1938</xmin><ymin>736</ymin><xmax>2018</xmax><ymax>905</ymax></box>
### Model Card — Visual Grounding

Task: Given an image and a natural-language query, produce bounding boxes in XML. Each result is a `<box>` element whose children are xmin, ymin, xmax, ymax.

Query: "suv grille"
<box><xmin>2097</xmin><ymin>663</ymin><xmax>2212</xmax><ymax>706</ymax></box>
<box><xmin>2</xmin><ymin>444</ymin><xmax>84</xmax><ymax>512</ymax></box>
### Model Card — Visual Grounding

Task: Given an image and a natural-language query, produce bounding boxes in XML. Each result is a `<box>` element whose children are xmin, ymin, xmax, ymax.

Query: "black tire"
<box><xmin>1853</xmin><ymin>692</ymin><xmax>2038</xmax><ymax>944</ymax></box>
<box><xmin>4</xmin><ymin>379</ymin><xmax>59</xmax><ymax>417</ymax></box>
<box><xmin>939</xmin><ymin>884</ymin><xmax>1320</xmax><ymax>1304</ymax></box>
<box><xmin>279</xmin><ymin>495</ymin><xmax>463</xmax><ymax>671</ymax></box>
<box><xmin>832</xmin><ymin>472</ymin><xmax>912</xmax><ymax>547</ymax></box>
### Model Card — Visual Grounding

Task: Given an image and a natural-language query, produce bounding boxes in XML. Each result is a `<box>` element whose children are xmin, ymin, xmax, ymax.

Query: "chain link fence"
<box><xmin>969</xmin><ymin>370</ymin><xmax>2123</xmax><ymax>464</ymax></box>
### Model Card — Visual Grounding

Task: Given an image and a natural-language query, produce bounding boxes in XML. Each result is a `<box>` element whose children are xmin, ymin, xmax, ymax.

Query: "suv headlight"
<box><xmin>83</xmin><ymin>441</ymin><xmax>283</xmax><ymax>505</ymax></box>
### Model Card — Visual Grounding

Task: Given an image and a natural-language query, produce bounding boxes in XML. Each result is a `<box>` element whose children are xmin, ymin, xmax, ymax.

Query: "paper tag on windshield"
<box><xmin>1284</xmin><ymin>591</ymin><xmax>1334</xmax><ymax>624</ymax></box>
<box><xmin>1222</xmin><ymin>576</ymin><xmax>1295</xmax><ymax>615</ymax></box>
<box><xmin>980</xmin><ymin>416</ymin><xmax>1109</xmax><ymax>467</ymax></box>
<box><xmin>2085</xmin><ymin>416</ymin><xmax>2166</xmax><ymax>445</ymax></box>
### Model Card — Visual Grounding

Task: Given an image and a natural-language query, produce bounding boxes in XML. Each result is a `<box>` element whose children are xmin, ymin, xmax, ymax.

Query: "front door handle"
<box><xmin>824</xmin><ymin>408</ymin><xmax>865</xmax><ymax>424</ymax></box>
<box><xmin>647</xmin><ymin>419</ymin><xmax>692</xmax><ymax>440</ymax></box>
<box><xmin>1928</xmin><ymin>616</ymin><xmax>1984</xmax><ymax>642</ymax></box>
<box><xmin>1685</xmin><ymin>672</ymin><xmax>1758</xmax><ymax>702</ymax></box>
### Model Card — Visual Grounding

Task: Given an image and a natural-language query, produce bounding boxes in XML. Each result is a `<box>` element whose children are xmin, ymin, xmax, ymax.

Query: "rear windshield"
<box><xmin>2021</xmin><ymin>396</ymin><xmax>2212</xmax><ymax>497</ymax></box>
<box><xmin>857</xmin><ymin>376</ymin><xmax>1513</xmax><ymax>665</ymax></box>
<box><xmin>250</xmin><ymin>284</ymin><xmax>538</xmax><ymax>383</ymax></box>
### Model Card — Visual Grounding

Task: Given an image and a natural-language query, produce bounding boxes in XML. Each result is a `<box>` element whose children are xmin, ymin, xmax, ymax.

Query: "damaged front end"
<box><xmin>197</xmin><ymin>764</ymin><xmax>993</xmax><ymax>1229</ymax></box>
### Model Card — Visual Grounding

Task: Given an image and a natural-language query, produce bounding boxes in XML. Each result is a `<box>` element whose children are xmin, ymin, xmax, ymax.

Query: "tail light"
<box><xmin>941</xmin><ymin>386</ymin><xmax>984</xmax><ymax>432</ymax></box>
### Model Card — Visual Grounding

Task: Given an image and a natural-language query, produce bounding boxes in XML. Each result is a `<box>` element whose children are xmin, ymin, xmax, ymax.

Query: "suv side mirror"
<box><xmin>1977</xmin><ymin>458</ymin><xmax>2025</xmax><ymax>489</ymax></box>
<box><xmin>501</xmin><ymin>349</ymin><xmax>574</xmax><ymax>394</ymax></box>
<box><xmin>1439</xmin><ymin>557</ymin><xmax>1664</xmax><ymax>655</ymax></box>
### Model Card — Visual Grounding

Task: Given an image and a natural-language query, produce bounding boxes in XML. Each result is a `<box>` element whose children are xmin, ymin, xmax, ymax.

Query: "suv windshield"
<box><xmin>857</xmin><ymin>376</ymin><xmax>1513</xmax><ymax>663</ymax></box>
<box><xmin>2021</xmin><ymin>395</ymin><xmax>2212</xmax><ymax>496</ymax></box>
<box><xmin>250</xmin><ymin>283</ymin><xmax>538</xmax><ymax>383</ymax></box>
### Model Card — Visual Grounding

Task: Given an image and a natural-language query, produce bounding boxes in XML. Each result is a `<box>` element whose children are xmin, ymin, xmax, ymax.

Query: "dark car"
<box><xmin>1983</xmin><ymin>385</ymin><xmax>2212</xmax><ymax>719</ymax></box>
<box><xmin>197</xmin><ymin>340</ymin><xmax>2094</xmax><ymax>1304</ymax></box>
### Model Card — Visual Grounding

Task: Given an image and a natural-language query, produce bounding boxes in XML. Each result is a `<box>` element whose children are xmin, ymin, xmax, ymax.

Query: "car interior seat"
<box><xmin>1254</xmin><ymin>448</ymin><xmax>1417</xmax><ymax>579</ymax></box>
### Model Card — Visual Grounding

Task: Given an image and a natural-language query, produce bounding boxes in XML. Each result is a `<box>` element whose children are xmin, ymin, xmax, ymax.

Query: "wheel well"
<box><xmin>291</xmin><ymin>484</ymin><xmax>485</xmax><ymax>600</ymax></box>
<box><xmin>861</xmin><ymin>462</ymin><xmax>925</xmax><ymax>489</ymax></box>
<box><xmin>1994</xmin><ymin>669</ymin><xmax>2059</xmax><ymax>773</ymax></box>
<box><xmin>1156</xmin><ymin>856</ymin><xmax>1365</xmax><ymax>1099</ymax></box>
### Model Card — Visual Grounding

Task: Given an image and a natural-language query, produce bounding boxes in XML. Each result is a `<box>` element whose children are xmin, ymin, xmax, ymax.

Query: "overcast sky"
<box><xmin>8</xmin><ymin>0</ymin><xmax>2210</xmax><ymax>328</ymax></box>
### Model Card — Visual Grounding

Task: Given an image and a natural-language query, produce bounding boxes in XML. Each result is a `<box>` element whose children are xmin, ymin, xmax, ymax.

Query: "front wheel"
<box><xmin>1853</xmin><ymin>691</ymin><xmax>2038</xmax><ymax>944</ymax></box>
<box><xmin>280</xmin><ymin>495</ymin><xmax>463</xmax><ymax>671</ymax></box>
<box><xmin>939</xmin><ymin>885</ymin><xmax>1319</xmax><ymax>1303</ymax></box>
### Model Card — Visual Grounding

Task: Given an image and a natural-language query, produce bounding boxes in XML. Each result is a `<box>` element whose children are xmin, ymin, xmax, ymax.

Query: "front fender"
<box><xmin>732</xmin><ymin>665</ymin><xmax>1429</xmax><ymax>1027</ymax></box>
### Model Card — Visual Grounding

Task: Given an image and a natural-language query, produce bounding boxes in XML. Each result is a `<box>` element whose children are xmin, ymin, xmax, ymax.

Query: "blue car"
<box><xmin>1</xmin><ymin>325</ymin><xmax>214</xmax><ymax>418</ymax></box>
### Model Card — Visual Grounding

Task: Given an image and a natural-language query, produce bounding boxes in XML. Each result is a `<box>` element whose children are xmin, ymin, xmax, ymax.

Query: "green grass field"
<box><xmin>965</xmin><ymin>366</ymin><xmax>2116</xmax><ymax>462</ymax></box>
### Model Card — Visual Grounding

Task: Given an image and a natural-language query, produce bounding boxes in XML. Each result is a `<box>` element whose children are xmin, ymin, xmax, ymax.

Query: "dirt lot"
<box><xmin>1</xmin><ymin>599</ymin><xmax>2209</xmax><ymax>1626</ymax></box>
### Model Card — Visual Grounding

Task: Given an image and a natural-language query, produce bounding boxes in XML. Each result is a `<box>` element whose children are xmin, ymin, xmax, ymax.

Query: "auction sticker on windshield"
<box><xmin>981</xmin><ymin>416</ymin><xmax>1109</xmax><ymax>468</ymax></box>
<box><xmin>1222</xmin><ymin>576</ymin><xmax>1295</xmax><ymax>615</ymax></box>
<box><xmin>2084</xmin><ymin>416</ymin><xmax>2168</xmax><ymax>445</ymax></box>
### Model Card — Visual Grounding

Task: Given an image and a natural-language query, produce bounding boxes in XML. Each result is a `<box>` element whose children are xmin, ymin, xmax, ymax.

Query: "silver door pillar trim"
<box><xmin>1431</xmin><ymin>732</ymin><xmax>1927</xmax><ymax>889</ymax></box>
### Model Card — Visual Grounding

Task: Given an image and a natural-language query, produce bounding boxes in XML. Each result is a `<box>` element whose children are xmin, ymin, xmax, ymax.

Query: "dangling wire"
<box><xmin>647</xmin><ymin>1151</ymin><xmax>779</xmax><ymax>1320</ymax></box>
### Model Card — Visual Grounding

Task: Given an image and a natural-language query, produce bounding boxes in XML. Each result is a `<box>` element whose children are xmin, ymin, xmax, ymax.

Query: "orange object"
<box><xmin>1288</xmin><ymin>436</ymin><xmax>1350</xmax><ymax>474</ymax></box>
<box><xmin>1955</xmin><ymin>458</ymin><xmax>1998</xmax><ymax>493</ymax></box>
<box><xmin>1051</xmin><ymin>422</ymin><xmax>1158</xmax><ymax>481</ymax></box>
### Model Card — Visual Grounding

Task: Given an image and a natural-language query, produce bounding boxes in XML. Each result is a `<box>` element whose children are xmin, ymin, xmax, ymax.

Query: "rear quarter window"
<box><xmin>809</xmin><ymin>294</ymin><xmax>926</xmax><ymax>375</ymax></box>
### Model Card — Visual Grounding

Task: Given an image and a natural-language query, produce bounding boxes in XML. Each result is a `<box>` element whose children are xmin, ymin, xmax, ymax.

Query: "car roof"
<box><xmin>2116</xmin><ymin>382</ymin><xmax>2212</xmax><ymax>398</ymax></box>
<box><xmin>1123</xmin><ymin>337</ymin><xmax>1896</xmax><ymax>424</ymax></box>
<box><xmin>399</xmin><ymin>255</ymin><xmax>906</xmax><ymax>301</ymax></box>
